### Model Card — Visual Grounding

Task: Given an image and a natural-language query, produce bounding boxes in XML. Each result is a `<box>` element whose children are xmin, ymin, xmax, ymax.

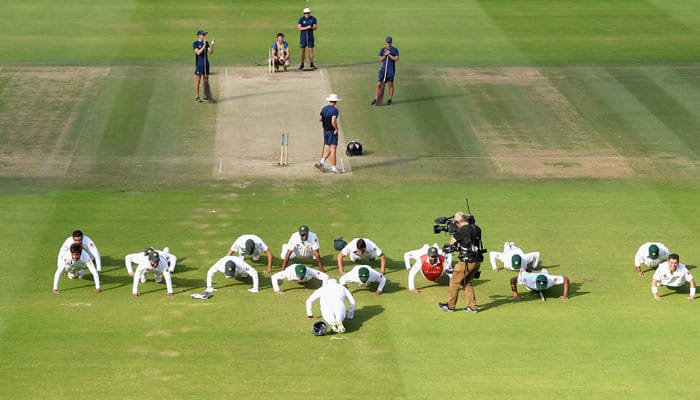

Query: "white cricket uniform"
<box><xmin>341</xmin><ymin>238</ymin><xmax>383</xmax><ymax>262</ymax></box>
<box><xmin>407</xmin><ymin>253</ymin><xmax>450</xmax><ymax>291</ymax></box>
<box><xmin>230</xmin><ymin>234</ymin><xmax>269</xmax><ymax>260</ymax></box>
<box><xmin>271</xmin><ymin>264</ymin><xmax>329</xmax><ymax>292</ymax></box>
<box><xmin>125</xmin><ymin>247</ymin><xmax>177</xmax><ymax>275</ymax></box>
<box><xmin>652</xmin><ymin>261</ymin><xmax>693</xmax><ymax>288</ymax></box>
<box><xmin>339</xmin><ymin>265</ymin><xmax>387</xmax><ymax>292</ymax></box>
<box><xmin>489</xmin><ymin>242</ymin><xmax>540</xmax><ymax>271</ymax></box>
<box><xmin>53</xmin><ymin>249</ymin><xmax>100</xmax><ymax>291</ymax></box>
<box><xmin>403</xmin><ymin>243</ymin><xmax>452</xmax><ymax>269</ymax></box>
<box><xmin>58</xmin><ymin>235</ymin><xmax>102</xmax><ymax>272</ymax></box>
<box><xmin>206</xmin><ymin>256</ymin><xmax>259</xmax><ymax>293</ymax></box>
<box><xmin>634</xmin><ymin>242</ymin><xmax>670</xmax><ymax>269</ymax></box>
<box><xmin>132</xmin><ymin>257</ymin><xmax>173</xmax><ymax>295</ymax></box>
<box><xmin>516</xmin><ymin>268</ymin><xmax>565</xmax><ymax>291</ymax></box>
<box><xmin>281</xmin><ymin>231</ymin><xmax>320</xmax><ymax>260</ymax></box>
<box><xmin>306</xmin><ymin>279</ymin><xmax>356</xmax><ymax>325</ymax></box>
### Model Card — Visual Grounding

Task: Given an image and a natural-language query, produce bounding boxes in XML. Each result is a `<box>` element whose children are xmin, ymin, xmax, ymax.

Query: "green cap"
<box><xmin>244</xmin><ymin>239</ymin><xmax>255</xmax><ymax>255</ymax></box>
<box><xmin>224</xmin><ymin>260</ymin><xmax>237</xmax><ymax>277</ymax></box>
<box><xmin>648</xmin><ymin>244</ymin><xmax>660</xmax><ymax>260</ymax></box>
<box><xmin>535</xmin><ymin>274</ymin><xmax>548</xmax><ymax>291</ymax></box>
<box><xmin>144</xmin><ymin>246</ymin><xmax>155</xmax><ymax>255</ymax></box>
<box><xmin>148</xmin><ymin>251</ymin><xmax>160</xmax><ymax>262</ymax></box>
<box><xmin>334</xmin><ymin>237</ymin><xmax>347</xmax><ymax>251</ymax></box>
<box><xmin>294</xmin><ymin>264</ymin><xmax>307</xmax><ymax>277</ymax></box>
<box><xmin>358</xmin><ymin>267</ymin><xmax>370</xmax><ymax>283</ymax></box>
<box><xmin>427</xmin><ymin>247</ymin><xmax>439</xmax><ymax>257</ymax></box>
<box><xmin>511</xmin><ymin>254</ymin><xmax>522</xmax><ymax>269</ymax></box>
<box><xmin>299</xmin><ymin>225</ymin><xmax>309</xmax><ymax>236</ymax></box>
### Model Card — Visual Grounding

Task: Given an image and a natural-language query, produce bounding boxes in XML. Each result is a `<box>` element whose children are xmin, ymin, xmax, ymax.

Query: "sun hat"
<box><xmin>325</xmin><ymin>93</ymin><xmax>341</xmax><ymax>102</ymax></box>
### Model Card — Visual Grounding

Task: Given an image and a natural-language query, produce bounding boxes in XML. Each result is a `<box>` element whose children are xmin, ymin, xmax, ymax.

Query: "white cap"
<box><xmin>325</xmin><ymin>93</ymin><xmax>341</xmax><ymax>102</ymax></box>
<box><xmin>303</xmin><ymin>7</ymin><xmax>311</xmax><ymax>13</ymax></box>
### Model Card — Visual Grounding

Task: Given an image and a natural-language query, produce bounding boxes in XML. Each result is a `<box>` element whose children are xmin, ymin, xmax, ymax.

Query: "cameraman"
<box><xmin>438</xmin><ymin>212</ymin><xmax>484</xmax><ymax>313</ymax></box>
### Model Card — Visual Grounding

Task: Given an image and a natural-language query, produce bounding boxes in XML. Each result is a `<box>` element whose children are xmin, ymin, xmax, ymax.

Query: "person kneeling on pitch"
<box><xmin>132</xmin><ymin>251</ymin><xmax>174</xmax><ymax>298</ymax></box>
<box><xmin>651</xmin><ymin>253</ymin><xmax>695</xmax><ymax>301</ymax></box>
<box><xmin>340</xmin><ymin>265</ymin><xmax>386</xmax><ymax>296</ymax></box>
<box><xmin>510</xmin><ymin>266</ymin><xmax>569</xmax><ymax>301</ymax></box>
<box><xmin>205</xmin><ymin>256</ymin><xmax>260</xmax><ymax>294</ymax></box>
<box><xmin>306</xmin><ymin>279</ymin><xmax>356</xmax><ymax>334</ymax></box>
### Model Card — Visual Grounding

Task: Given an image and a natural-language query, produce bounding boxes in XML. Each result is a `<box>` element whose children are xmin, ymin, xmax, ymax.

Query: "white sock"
<box><xmin>319</xmin><ymin>158</ymin><xmax>325</xmax><ymax>165</ymax></box>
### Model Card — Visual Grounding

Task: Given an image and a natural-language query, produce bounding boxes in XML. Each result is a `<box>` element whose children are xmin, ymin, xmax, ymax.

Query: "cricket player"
<box><xmin>53</xmin><ymin>243</ymin><xmax>101</xmax><ymax>294</ymax></box>
<box><xmin>270</xmin><ymin>32</ymin><xmax>290</xmax><ymax>72</ymax></box>
<box><xmin>205</xmin><ymin>256</ymin><xmax>259</xmax><ymax>294</ymax></box>
<box><xmin>635</xmin><ymin>242</ymin><xmax>670</xmax><ymax>276</ymax></box>
<box><xmin>510</xmin><ymin>267</ymin><xmax>569</xmax><ymax>301</ymax></box>
<box><xmin>404</xmin><ymin>243</ymin><xmax>452</xmax><ymax>269</ymax></box>
<box><xmin>306</xmin><ymin>279</ymin><xmax>356</xmax><ymax>334</ymax></box>
<box><xmin>281</xmin><ymin>225</ymin><xmax>325</xmax><ymax>272</ymax></box>
<box><xmin>132</xmin><ymin>251</ymin><xmax>173</xmax><ymax>297</ymax></box>
<box><xmin>58</xmin><ymin>230</ymin><xmax>102</xmax><ymax>272</ymax></box>
<box><xmin>227</xmin><ymin>234</ymin><xmax>273</xmax><ymax>273</ymax></box>
<box><xmin>651</xmin><ymin>253</ymin><xmax>695</xmax><ymax>301</ymax></box>
<box><xmin>271</xmin><ymin>264</ymin><xmax>329</xmax><ymax>295</ymax></box>
<box><xmin>490</xmin><ymin>241</ymin><xmax>540</xmax><ymax>272</ymax></box>
<box><xmin>337</xmin><ymin>237</ymin><xmax>387</xmax><ymax>275</ymax></box>
<box><xmin>407</xmin><ymin>246</ymin><xmax>451</xmax><ymax>293</ymax></box>
<box><xmin>125</xmin><ymin>246</ymin><xmax>177</xmax><ymax>279</ymax></box>
<box><xmin>340</xmin><ymin>265</ymin><xmax>387</xmax><ymax>295</ymax></box>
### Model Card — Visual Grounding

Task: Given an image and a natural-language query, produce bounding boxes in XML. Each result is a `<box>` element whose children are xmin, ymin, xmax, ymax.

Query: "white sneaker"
<box><xmin>67</xmin><ymin>272</ymin><xmax>76</xmax><ymax>279</ymax></box>
<box><xmin>248</xmin><ymin>288</ymin><xmax>259</xmax><ymax>293</ymax></box>
<box><xmin>78</xmin><ymin>270</ymin><xmax>85</xmax><ymax>279</ymax></box>
<box><xmin>252</xmin><ymin>255</ymin><xmax>260</xmax><ymax>262</ymax></box>
<box><xmin>331</xmin><ymin>167</ymin><xmax>340</xmax><ymax>174</ymax></box>
<box><xmin>336</xmin><ymin>322</ymin><xmax>345</xmax><ymax>333</ymax></box>
<box><xmin>140</xmin><ymin>275</ymin><xmax>147</xmax><ymax>283</ymax></box>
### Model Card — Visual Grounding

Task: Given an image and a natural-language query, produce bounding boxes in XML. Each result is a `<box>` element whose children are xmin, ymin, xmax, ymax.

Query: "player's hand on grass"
<box><xmin>53</xmin><ymin>289</ymin><xmax>62</xmax><ymax>295</ymax></box>
<box><xmin>410</xmin><ymin>289</ymin><xmax>420</xmax><ymax>294</ymax></box>
<box><xmin>373</xmin><ymin>290</ymin><xmax>382</xmax><ymax>296</ymax></box>
<box><xmin>513</xmin><ymin>295</ymin><xmax>523</xmax><ymax>301</ymax></box>
<box><xmin>637</xmin><ymin>270</ymin><xmax>644</xmax><ymax>277</ymax></box>
<box><xmin>687</xmin><ymin>295</ymin><xmax>695</xmax><ymax>301</ymax></box>
<box><xmin>165</xmin><ymin>293</ymin><xmax>173</xmax><ymax>297</ymax></box>
<box><xmin>275</xmin><ymin>290</ymin><xmax>285</xmax><ymax>295</ymax></box>
<box><xmin>559</xmin><ymin>295</ymin><xmax>568</xmax><ymax>300</ymax></box>
<box><xmin>132</xmin><ymin>293</ymin><xmax>140</xmax><ymax>298</ymax></box>
<box><xmin>95</xmin><ymin>288</ymin><xmax>101</xmax><ymax>294</ymax></box>
<box><xmin>653</xmin><ymin>294</ymin><xmax>661</xmax><ymax>301</ymax></box>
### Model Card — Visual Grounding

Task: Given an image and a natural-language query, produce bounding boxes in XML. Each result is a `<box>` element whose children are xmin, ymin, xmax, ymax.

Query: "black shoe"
<box><xmin>310</xmin><ymin>63</ymin><xmax>317</xmax><ymax>70</ymax></box>
<box><xmin>387</xmin><ymin>99</ymin><xmax>393</xmax><ymax>105</ymax></box>
<box><xmin>195</xmin><ymin>97</ymin><xmax>203</xmax><ymax>103</ymax></box>
<box><xmin>370</xmin><ymin>99</ymin><xmax>377</xmax><ymax>106</ymax></box>
<box><xmin>298</xmin><ymin>64</ymin><xmax>304</xmax><ymax>70</ymax></box>
<box><xmin>438</xmin><ymin>302</ymin><xmax>455</xmax><ymax>312</ymax></box>
<box><xmin>463</xmin><ymin>306</ymin><xmax>478</xmax><ymax>314</ymax></box>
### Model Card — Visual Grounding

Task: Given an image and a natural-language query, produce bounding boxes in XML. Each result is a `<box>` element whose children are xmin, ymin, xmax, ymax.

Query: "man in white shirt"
<box><xmin>651</xmin><ymin>253</ymin><xmax>695</xmax><ymax>301</ymax></box>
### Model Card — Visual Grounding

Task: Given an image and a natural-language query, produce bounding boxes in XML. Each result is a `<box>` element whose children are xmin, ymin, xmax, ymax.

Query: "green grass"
<box><xmin>1</xmin><ymin>0</ymin><xmax>699</xmax><ymax>399</ymax></box>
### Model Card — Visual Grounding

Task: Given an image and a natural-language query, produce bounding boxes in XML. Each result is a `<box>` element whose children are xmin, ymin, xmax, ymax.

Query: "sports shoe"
<box><xmin>387</xmin><ymin>99</ymin><xmax>393</xmax><ymax>105</ymax></box>
<box><xmin>298</xmin><ymin>63</ymin><xmax>304</xmax><ymax>70</ymax></box>
<box><xmin>155</xmin><ymin>275</ymin><xmax>163</xmax><ymax>283</ymax></box>
<box><xmin>331</xmin><ymin>167</ymin><xmax>340</xmax><ymax>174</ymax></box>
<box><xmin>252</xmin><ymin>255</ymin><xmax>260</xmax><ymax>262</ymax></box>
<box><xmin>336</xmin><ymin>322</ymin><xmax>345</xmax><ymax>333</ymax></box>
<box><xmin>195</xmin><ymin>97</ymin><xmax>203</xmax><ymax>103</ymax></box>
<box><xmin>140</xmin><ymin>275</ymin><xmax>147</xmax><ymax>283</ymax></box>
<box><xmin>78</xmin><ymin>270</ymin><xmax>85</xmax><ymax>279</ymax></box>
<box><xmin>67</xmin><ymin>272</ymin><xmax>76</xmax><ymax>279</ymax></box>
<box><xmin>370</xmin><ymin>99</ymin><xmax>377</xmax><ymax>106</ymax></box>
<box><xmin>310</xmin><ymin>63</ymin><xmax>317</xmax><ymax>70</ymax></box>
<box><xmin>463</xmin><ymin>306</ymin><xmax>479</xmax><ymax>314</ymax></box>
<box><xmin>438</xmin><ymin>302</ymin><xmax>455</xmax><ymax>312</ymax></box>
<box><xmin>314</xmin><ymin>163</ymin><xmax>325</xmax><ymax>173</ymax></box>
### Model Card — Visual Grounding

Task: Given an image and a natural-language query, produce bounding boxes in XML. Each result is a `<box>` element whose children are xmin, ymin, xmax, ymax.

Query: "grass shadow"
<box><xmin>345</xmin><ymin>304</ymin><xmax>384</xmax><ymax>333</ymax></box>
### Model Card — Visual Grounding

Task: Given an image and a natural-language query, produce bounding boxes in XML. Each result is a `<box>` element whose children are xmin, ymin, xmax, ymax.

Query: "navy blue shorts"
<box><xmin>323</xmin><ymin>130</ymin><xmax>338</xmax><ymax>146</ymax></box>
<box><xmin>300</xmin><ymin>32</ymin><xmax>315</xmax><ymax>48</ymax></box>
<box><xmin>378</xmin><ymin>70</ymin><xmax>395</xmax><ymax>82</ymax></box>
<box><xmin>195</xmin><ymin>60</ymin><xmax>210</xmax><ymax>76</ymax></box>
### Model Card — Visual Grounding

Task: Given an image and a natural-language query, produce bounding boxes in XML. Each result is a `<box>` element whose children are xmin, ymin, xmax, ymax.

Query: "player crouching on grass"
<box><xmin>651</xmin><ymin>253</ymin><xmax>696</xmax><ymax>301</ymax></box>
<box><xmin>510</xmin><ymin>266</ymin><xmax>570</xmax><ymax>301</ymax></box>
<box><xmin>270</xmin><ymin>33</ymin><xmax>290</xmax><ymax>72</ymax></box>
<box><xmin>306</xmin><ymin>279</ymin><xmax>356</xmax><ymax>334</ymax></box>
<box><xmin>53</xmin><ymin>243</ymin><xmax>101</xmax><ymax>294</ymax></box>
<box><xmin>132</xmin><ymin>251</ymin><xmax>174</xmax><ymax>297</ymax></box>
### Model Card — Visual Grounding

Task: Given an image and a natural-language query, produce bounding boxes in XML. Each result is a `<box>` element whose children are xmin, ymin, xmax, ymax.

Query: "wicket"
<box><xmin>268</xmin><ymin>48</ymin><xmax>275</xmax><ymax>74</ymax></box>
<box><xmin>279</xmin><ymin>133</ymin><xmax>288</xmax><ymax>166</ymax></box>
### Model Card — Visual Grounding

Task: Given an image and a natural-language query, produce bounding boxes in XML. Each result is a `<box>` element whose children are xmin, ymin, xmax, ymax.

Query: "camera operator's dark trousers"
<box><xmin>448</xmin><ymin>261</ymin><xmax>480</xmax><ymax>309</ymax></box>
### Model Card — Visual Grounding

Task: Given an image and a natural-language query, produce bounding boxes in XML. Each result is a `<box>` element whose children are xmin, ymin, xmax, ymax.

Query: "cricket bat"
<box><xmin>376</xmin><ymin>52</ymin><xmax>390</xmax><ymax>105</ymax></box>
<box><xmin>204</xmin><ymin>81</ymin><xmax>215</xmax><ymax>103</ymax></box>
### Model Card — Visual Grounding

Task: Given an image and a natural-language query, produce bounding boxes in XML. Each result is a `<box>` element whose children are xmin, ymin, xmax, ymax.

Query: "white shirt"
<box><xmin>125</xmin><ymin>248</ymin><xmax>177</xmax><ymax>275</ymax></box>
<box><xmin>634</xmin><ymin>242</ymin><xmax>670</xmax><ymax>268</ymax></box>
<box><xmin>306</xmin><ymin>279</ymin><xmax>356</xmax><ymax>319</ymax></box>
<box><xmin>58</xmin><ymin>235</ymin><xmax>101</xmax><ymax>270</ymax></box>
<box><xmin>54</xmin><ymin>250</ymin><xmax>100</xmax><ymax>291</ymax></box>
<box><xmin>516</xmin><ymin>268</ymin><xmax>565</xmax><ymax>291</ymax></box>
<box><xmin>206</xmin><ymin>256</ymin><xmax>259</xmax><ymax>292</ymax></box>
<box><xmin>341</xmin><ymin>238</ymin><xmax>383</xmax><ymax>260</ymax></box>
<box><xmin>230</xmin><ymin>234</ymin><xmax>269</xmax><ymax>255</ymax></box>
<box><xmin>285</xmin><ymin>231</ymin><xmax>320</xmax><ymax>258</ymax></box>
<box><xmin>271</xmin><ymin>264</ymin><xmax>329</xmax><ymax>292</ymax></box>
<box><xmin>339</xmin><ymin>265</ymin><xmax>387</xmax><ymax>292</ymax></box>
<box><xmin>132</xmin><ymin>257</ymin><xmax>173</xmax><ymax>294</ymax></box>
<box><xmin>653</xmin><ymin>262</ymin><xmax>693</xmax><ymax>287</ymax></box>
